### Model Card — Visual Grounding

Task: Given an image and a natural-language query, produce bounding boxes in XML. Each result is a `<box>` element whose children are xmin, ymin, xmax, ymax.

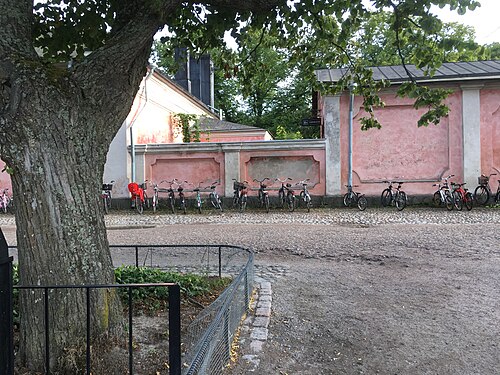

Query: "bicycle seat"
<box><xmin>286</xmin><ymin>183</ymin><xmax>292</xmax><ymax>187</ymax></box>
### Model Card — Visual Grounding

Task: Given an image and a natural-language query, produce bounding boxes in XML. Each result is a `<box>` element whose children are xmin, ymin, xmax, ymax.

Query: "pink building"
<box><xmin>316</xmin><ymin>60</ymin><xmax>500</xmax><ymax>199</ymax></box>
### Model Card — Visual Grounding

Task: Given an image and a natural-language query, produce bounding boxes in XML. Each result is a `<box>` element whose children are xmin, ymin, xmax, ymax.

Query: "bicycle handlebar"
<box><xmin>253</xmin><ymin>177</ymin><xmax>270</xmax><ymax>183</ymax></box>
<box><xmin>275</xmin><ymin>177</ymin><xmax>292</xmax><ymax>183</ymax></box>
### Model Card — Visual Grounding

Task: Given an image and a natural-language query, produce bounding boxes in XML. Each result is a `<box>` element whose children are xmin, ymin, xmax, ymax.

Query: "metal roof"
<box><xmin>316</xmin><ymin>60</ymin><xmax>500</xmax><ymax>84</ymax></box>
<box><xmin>197</xmin><ymin>117</ymin><xmax>266</xmax><ymax>132</ymax></box>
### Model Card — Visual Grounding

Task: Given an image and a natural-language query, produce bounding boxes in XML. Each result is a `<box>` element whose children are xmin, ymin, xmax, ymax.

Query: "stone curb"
<box><xmin>239</xmin><ymin>276</ymin><xmax>272</xmax><ymax>372</ymax></box>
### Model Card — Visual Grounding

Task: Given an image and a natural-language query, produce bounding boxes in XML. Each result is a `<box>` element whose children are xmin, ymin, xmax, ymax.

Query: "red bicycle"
<box><xmin>451</xmin><ymin>182</ymin><xmax>473</xmax><ymax>211</ymax></box>
<box><xmin>128</xmin><ymin>182</ymin><xmax>146</xmax><ymax>214</ymax></box>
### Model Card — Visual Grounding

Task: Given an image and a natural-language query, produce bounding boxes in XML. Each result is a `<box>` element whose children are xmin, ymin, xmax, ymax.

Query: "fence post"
<box><xmin>0</xmin><ymin>228</ymin><xmax>14</xmax><ymax>375</ymax></box>
<box><xmin>169</xmin><ymin>285</ymin><xmax>181</xmax><ymax>375</ymax></box>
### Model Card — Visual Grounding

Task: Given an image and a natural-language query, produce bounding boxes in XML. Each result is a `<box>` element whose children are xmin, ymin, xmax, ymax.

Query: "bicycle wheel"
<box><xmin>305</xmin><ymin>194</ymin><xmax>312</xmax><ymax>212</ymax></box>
<box><xmin>240</xmin><ymin>194</ymin><xmax>247</xmax><ymax>212</ymax></box>
<box><xmin>287</xmin><ymin>194</ymin><xmax>295</xmax><ymax>212</ymax></box>
<box><xmin>432</xmin><ymin>191</ymin><xmax>441</xmax><ymax>207</ymax></box>
<box><xmin>180</xmin><ymin>199</ymin><xmax>187</xmax><ymax>214</ymax></box>
<box><xmin>474</xmin><ymin>185</ymin><xmax>489</xmax><ymax>206</ymax></box>
<box><xmin>465</xmin><ymin>192</ymin><xmax>473</xmax><ymax>211</ymax></box>
<box><xmin>395</xmin><ymin>192</ymin><xmax>407</xmax><ymax>211</ymax></box>
<box><xmin>452</xmin><ymin>191</ymin><xmax>463</xmax><ymax>211</ymax></box>
<box><xmin>152</xmin><ymin>194</ymin><xmax>158</xmax><ymax>213</ymax></box>
<box><xmin>343</xmin><ymin>192</ymin><xmax>354</xmax><ymax>207</ymax></box>
<box><xmin>380</xmin><ymin>189</ymin><xmax>392</xmax><ymax>207</ymax></box>
<box><xmin>135</xmin><ymin>197</ymin><xmax>143</xmax><ymax>214</ymax></box>
<box><xmin>169</xmin><ymin>195</ymin><xmax>175</xmax><ymax>214</ymax></box>
<box><xmin>278</xmin><ymin>190</ymin><xmax>285</xmax><ymax>208</ymax></box>
<box><xmin>196</xmin><ymin>194</ymin><xmax>202</xmax><ymax>214</ymax></box>
<box><xmin>232</xmin><ymin>194</ymin><xmax>239</xmax><ymax>209</ymax></box>
<box><xmin>495</xmin><ymin>190</ymin><xmax>500</xmax><ymax>205</ymax></box>
<box><xmin>258</xmin><ymin>190</ymin><xmax>263</xmax><ymax>208</ymax></box>
<box><xmin>209</xmin><ymin>193</ymin><xmax>217</xmax><ymax>208</ymax></box>
<box><xmin>144</xmin><ymin>192</ymin><xmax>150</xmax><ymax>209</ymax></box>
<box><xmin>103</xmin><ymin>197</ymin><xmax>109</xmax><ymax>214</ymax></box>
<box><xmin>445</xmin><ymin>193</ymin><xmax>453</xmax><ymax>211</ymax></box>
<box><xmin>264</xmin><ymin>194</ymin><xmax>270</xmax><ymax>213</ymax></box>
<box><xmin>357</xmin><ymin>195</ymin><xmax>367</xmax><ymax>211</ymax></box>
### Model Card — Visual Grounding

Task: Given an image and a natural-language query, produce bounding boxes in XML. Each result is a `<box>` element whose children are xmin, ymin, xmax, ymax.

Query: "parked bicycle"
<box><xmin>380</xmin><ymin>181</ymin><xmax>406</xmax><ymax>210</ymax></box>
<box><xmin>343</xmin><ymin>185</ymin><xmax>367</xmax><ymax>211</ymax></box>
<box><xmin>0</xmin><ymin>188</ymin><xmax>12</xmax><ymax>214</ymax></box>
<box><xmin>253</xmin><ymin>178</ymin><xmax>271</xmax><ymax>213</ymax></box>
<box><xmin>193</xmin><ymin>181</ymin><xmax>205</xmax><ymax>214</ymax></box>
<box><xmin>275</xmin><ymin>177</ymin><xmax>295</xmax><ymax>211</ymax></box>
<box><xmin>165</xmin><ymin>180</ymin><xmax>177</xmax><ymax>214</ymax></box>
<box><xmin>432</xmin><ymin>175</ymin><xmax>454</xmax><ymax>211</ymax></box>
<box><xmin>127</xmin><ymin>182</ymin><xmax>146</xmax><ymax>214</ymax></box>
<box><xmin>451</xmin><ymin>182</ymin><xmax>473</xmax><ymax>211</ymax></box>
<box><xmin>474</xmin><ymin>173</ymin><xmax>499</xmax><ymax>206</ymax></box>
<box><xmin>297</xmin><ymin>178</ymin><xmax>312</xmax><ymax>212</ymax></box>
<box><xmin>176</xmin><ymin>180</ymin><xmax>188</xmax><ymax>214</ymax></box>
<box><xmin>232</xmin><ymin>179</ymin><xmax>248</xmax><ymax>212</ymax></box>
<box><xmin>208</xmin><ymin>180</ymin><xmax>223</xmax><ymax>212</ymax></box>
<box><xmin>150</xmin><ymin>181</ymin><xmax>159</xmax><ymax>212</ymax></box>
<box><xmin>101</xmin><ymin>180</ymin><xmax>115</xmax><ymax>214</ymax></box>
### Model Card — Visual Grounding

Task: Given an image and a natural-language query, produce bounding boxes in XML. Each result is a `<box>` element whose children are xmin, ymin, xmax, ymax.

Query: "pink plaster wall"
<box><xmin>480</xmin><ymin>89</ymin><xmax>500</xmax><ymax>193</ymax></box>
<box><xmin>144</xmin><ymin>152</ymin><xmax>225</xmax><ymax>197</ymax></box>
<box><xmin>339</xmin><ymin>87</ymin><xmax>464</xmax><ymax>196</ymax></box>
<box><xmin>240</xmin><ymin>149</ymin><xmax>326</xmax><ymax>196</ymax></box>
<box><xmin>0</xmin><ymin>162</ymin><xmax>12</xmax><ymax>194</ymax></box>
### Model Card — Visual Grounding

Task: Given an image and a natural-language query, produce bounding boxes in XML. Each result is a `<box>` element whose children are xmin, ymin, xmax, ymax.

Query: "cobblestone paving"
<box><xmin>1</xmin><ymin>206</ymin><xmax>498</xmax><ymax>229</ymax></box>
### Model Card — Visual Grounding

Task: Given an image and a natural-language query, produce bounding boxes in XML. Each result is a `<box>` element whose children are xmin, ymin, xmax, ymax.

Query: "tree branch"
<box><xmin>196</xmin><ymin>0</ymin><xmax>285</xmax><ymax>12</ymax></box>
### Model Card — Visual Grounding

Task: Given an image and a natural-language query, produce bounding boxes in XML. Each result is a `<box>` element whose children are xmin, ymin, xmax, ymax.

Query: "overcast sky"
<box><xmin>431</xmin><ymin>0</ymin><xmax>499</xmax><ymax>45</ymax></box>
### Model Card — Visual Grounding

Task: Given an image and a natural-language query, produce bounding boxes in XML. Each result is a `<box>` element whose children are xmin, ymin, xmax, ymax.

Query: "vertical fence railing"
<box><xmin>4</xmin><ymin>244</ymin><xmax>252</xmax><ymax>375</ymax></box>
<box><xmin>13</xmin><ymin>283</ymin><xmax>181</xmax><ymax>375</ymax></box>
<box><xmin>0</xmin><ymin>228</ymin><xmax>14</xmax><ymax>375</ymax></box>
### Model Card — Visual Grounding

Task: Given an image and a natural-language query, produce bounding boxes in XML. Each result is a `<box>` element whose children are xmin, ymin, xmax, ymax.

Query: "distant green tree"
<box><xmin>486</xmin><ymin>42</ymin><xmax>500</xmax><ymax>60</ymax></box>
<box><xmin>352</xmin><ymin>11</ymin><xmax>489</xmax><ymax>66</ymax></box>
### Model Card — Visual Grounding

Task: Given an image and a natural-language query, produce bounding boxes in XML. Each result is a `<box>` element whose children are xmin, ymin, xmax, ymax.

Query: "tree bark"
<box><xmin>7</xmin><ymin>65</ymin><xmax>135</xmax><ymax>371</ymax></box>
<box><xmin>0</xmin><ymin>2</ymin><xmax>163</xmax><ymax>371</ymax></box>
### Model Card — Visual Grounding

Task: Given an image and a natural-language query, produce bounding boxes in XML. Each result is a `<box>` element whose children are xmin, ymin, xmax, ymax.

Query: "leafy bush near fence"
<box><xmin>115</xmin><ymin>265</ymin><xmax>231</xmax><ymax>313</ymax></box>
<box><xmin>11</xmin><ymin>265</ymin><xmax>231</xmax><ymax>318</ymax></box>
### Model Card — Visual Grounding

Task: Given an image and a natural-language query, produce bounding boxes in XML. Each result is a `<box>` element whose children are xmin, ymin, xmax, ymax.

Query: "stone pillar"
<box><xmin>461</xmin><ymin>85</ymin><xmax>483</xmax><ymax>188</ymax></box>
<box><xmin>135</xmin><ymin>151</ymin><xmax>146</xmax><ymax>184</ymax></box>
<box><xmin>323</xmin><ymin>95</ymin><xmax>342</xmax><ymax>196</ymax></box>
<box><xmin>224</xmin><ymin>151</ymin><xmax>240</xmax><ymax>197</ymax></box>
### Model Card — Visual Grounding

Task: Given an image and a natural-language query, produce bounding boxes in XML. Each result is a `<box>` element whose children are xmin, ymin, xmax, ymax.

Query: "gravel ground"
<box><xmin>2</xmin><ymin>206</ymin><xmax>499</xmax><ymax>374</ymax></box>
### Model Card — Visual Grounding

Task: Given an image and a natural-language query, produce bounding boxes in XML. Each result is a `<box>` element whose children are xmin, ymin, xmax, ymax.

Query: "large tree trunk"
<box><xmin>8</xmin><ymin>72</ymin><xmax>129</xmax><ymax>371</ymax></box>
<box><xmin>0</xmin><ymin>7</ymin><xmax>162</xmax><ymax>372</ymax></box>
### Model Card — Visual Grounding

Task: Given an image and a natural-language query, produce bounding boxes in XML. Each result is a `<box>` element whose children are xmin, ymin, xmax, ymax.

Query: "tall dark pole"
<box><xmin>0</xmin><ymin>228</ymin><xmax>14</xmax><ymax>375</ymax></box>
<box><xmin>348</xmin><ymin>83</ymin><xmax>355</xmax><ymax>188</ymax></box>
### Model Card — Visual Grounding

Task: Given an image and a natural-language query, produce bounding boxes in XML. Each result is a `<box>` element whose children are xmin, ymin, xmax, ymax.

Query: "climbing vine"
<box><xmin>174</xmin><ymin>113</ymin><xmax>201</xmax><ymax>143</ymax></box>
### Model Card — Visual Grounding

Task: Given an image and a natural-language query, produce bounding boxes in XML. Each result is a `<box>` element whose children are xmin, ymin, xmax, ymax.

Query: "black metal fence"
<box><xmin>0</xmin><ymin>230</ymin><xmax>14</xmax><ymax>375</ymax></box>
<box><xmin>106</xmin><ymin>244</ymin><xmax>255</xmax><ymax>375</ymax></box>
<box><xmin>1</xmin><ymin>239</ymin><xmax>253</xmax><ymax>375</ymax></box>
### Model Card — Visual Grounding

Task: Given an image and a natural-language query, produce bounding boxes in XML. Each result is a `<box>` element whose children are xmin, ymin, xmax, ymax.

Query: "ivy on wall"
<box><xmin>173</xmin><ymin>113</ymin><xmax>201</xmax><ymax>143</ymax></box>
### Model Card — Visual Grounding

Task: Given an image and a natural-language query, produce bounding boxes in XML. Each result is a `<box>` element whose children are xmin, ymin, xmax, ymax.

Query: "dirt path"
<box><xmin>103</xmin><ymin>219</ymin><xmax>500</xmax><ymax>375</ymax></box>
